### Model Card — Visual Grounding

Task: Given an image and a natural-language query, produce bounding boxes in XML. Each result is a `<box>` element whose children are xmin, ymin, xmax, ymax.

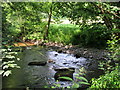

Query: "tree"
<box><xmin>2</xmin><ymin>2</ymin><xmax>47</xmax><ymax>43</ymax></box>
<box><xmin>43</xmin><ymin>2</ymin><xmax>53</xmax><ymax>40</ymax></box>
<box><xmin>55</xmin><ymin>2</ymin><xmax>120</xmax><ymax>30</ymax></box>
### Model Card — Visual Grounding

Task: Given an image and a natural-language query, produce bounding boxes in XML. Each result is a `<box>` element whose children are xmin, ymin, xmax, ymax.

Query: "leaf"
<box><xmin>17</xmin><ymin>58</ymin><xmax>20</xmax><ymax>60</ymax></box>
<box><xmin>67</xmin><ymin>86</ymin><xmax>71</xmax><ymax>88</ymax></box>
<box><xmin>72</xmin><ymin>83</ymin><xmax>79</xmax><ymax>88</ymax></box>
<box><xmin>16</xmin><ymin>66</ymin><xmax>20</xmax><ymax>68</ymax></box>
<box><xmin>59</xmin><ymin>76</ymin><xmax>73</xmax><ymax>81</ymax></box>
<box><xmin>78</xmin><ymin>81</ymin><xmax>90</xmax><ymax>85</ymax></box>
<box><xmin>3</xmin><ymin>70</ymin><xmax>11</xmax><ymax>77</ymax></box>
<box><xmin>99</xmin><ymin>68</ymin><xmax>105</xmax><ymax>70</ymax></box>
<box><xmin>76</xmin><ymin>76</ymin><xmax>88</xmax><ymax>82</ymax></box>
<box><xmin>56</xmin><ymin>84</ymin><xmax>60</xmax><ymax>87</ymax></box>
<box><xmin>3</xmin><ymin>65</ymin><xmax>9</xmax><ymax>69</ymax></box>
<box><xmin>74</xmin><ymin>73</ymin><xmax>79</xmax><ymax>76</ymax></box>
<box><xmin>8</xmin><ymin>64</ymin><xmax>19</xmax><ymax>68</ymax></box>
<box><xmin>51</xmin><ymin>86</ymin><xmax>56</xmax><ymax>88</ymax></box>
<box><xmin>6</xmin><ymin>55</ymin><xmax>15</xmax><ymax>59</ymax></box>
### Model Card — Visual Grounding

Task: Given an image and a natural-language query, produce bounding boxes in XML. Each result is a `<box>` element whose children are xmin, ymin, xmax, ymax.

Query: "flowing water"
<box><xmin>2</xmin><ymin>46</ymin><xmax>103</xmax><ymax>89</ymax></box>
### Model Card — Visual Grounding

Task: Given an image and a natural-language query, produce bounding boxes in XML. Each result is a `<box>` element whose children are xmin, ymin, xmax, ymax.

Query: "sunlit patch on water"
<box><xmin>47</xmin><ymin>51</ymin><xmax>87</xmax><ymax>69</ymax></box>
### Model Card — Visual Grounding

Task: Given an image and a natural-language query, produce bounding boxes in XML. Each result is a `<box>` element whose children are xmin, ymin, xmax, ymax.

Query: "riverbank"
<box><xmin>43</xmin><ymin>42</ymin><xmax>109</xmax><ymax>61</ymax></box>
<box><xmin>13</xmin><ymin>41</ymin><xmax>109</xmax><ymax>61</ymax></box>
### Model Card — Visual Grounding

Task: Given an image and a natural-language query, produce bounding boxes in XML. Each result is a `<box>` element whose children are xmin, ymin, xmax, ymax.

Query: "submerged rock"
<box><xmin>54</xmin><ymin>67</ymin><xmax>75</xmax><ymax>81</ymax></box>
<box><xmin>28</xmin><ymin>61</ymin><xmax>47</xmax><ymax>66</ymax></box>
<box><xmin>54</xmin><ymin>67</ymin><xmax>75</xmax><ymax>72</ymax></box>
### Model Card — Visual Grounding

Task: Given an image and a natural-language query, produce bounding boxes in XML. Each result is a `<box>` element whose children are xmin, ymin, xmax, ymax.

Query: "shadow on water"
<box><xmin>2</xmin><ymin>46</ymin><xmax>104</xmax><ymax>89</ymax></box>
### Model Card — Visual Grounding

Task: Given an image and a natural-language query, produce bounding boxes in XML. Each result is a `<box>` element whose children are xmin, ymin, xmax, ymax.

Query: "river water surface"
<box><xmin>3</xmin><ymin>46</ymin><xmax>103</xmax><ymax>89</ymax></box>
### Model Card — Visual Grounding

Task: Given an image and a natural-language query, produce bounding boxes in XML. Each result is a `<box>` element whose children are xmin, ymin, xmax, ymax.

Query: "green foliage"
<box><xmin>59</xmin><ymin>76</ymin><xmax>73</xmax><ymax>81</ymax></box>
<box><xmin>98</xmin><ymin>34</ymin><xmax>120</xmax><ymax>72</ymax></box>
<box><xmin>98</xmin><ymin>60</ymin><xmax>114</xmax><ymax>72</ymax></box>
<box><xmin>2</xmin><ymin>2</ymin><xmax>49</xmax><ymax>42</ymax></box>
<box><xmin>107</xmin><ymin>34</ymin><xmax>120</xmax><ymax>61</ymax></box>
<box><xmin>48</xmin><ymin>24</ymin><xmax>79</xmax><ymax>44</ymax></box>
<box><xmin>47</xmin><ymin>23</ymin><xmax>119</xmax><ymax>48</ymax></box>
<box><xmin>56</xmin><ymin>2</ymin><xmax>120</xmax><ymax>30</ymax></box>
<box><xmin>2</xmin><ymin>2</ymin><xmax>120</xmax><ymax>49</ymax></box>
<box><xmin>72</xmin><ymin>24</ymin><xmax>110</xmax><ymax>48</ymax></box>
<box><xmin>1</xmin><ymin>46</ymin><xmax>20</xmax><ymax>77</ymax></box>
<box><xmin>90</xmin><ymin>66</ymin><xmax>120</xmax><ymax>88</ymax></box>
<box><xmin>52</xmin><ymin>69</ymin><xmax>89</xmax><ymax>89</ymax></box>
<box><xmin>3</xmin><ymin>70</ymin><xmax>12</xmax><ymax>77</ymax></box>
<box><xmin>54</xmin><ymin>2</ymin><xmax>120</xmax><ymax>48</ymax></box>
<box><xmin>90</xmin><ymin>33</ymin><xmax>120</xmax><ymax>89</ymax></box>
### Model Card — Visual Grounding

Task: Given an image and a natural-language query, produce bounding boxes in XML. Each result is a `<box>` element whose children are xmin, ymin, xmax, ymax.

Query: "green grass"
<box><xmin>48</xmin><ymin>24</ymin><xmax>110</xmax><ymax>48</ymax></box>
<box><xmin>48</xmin><ymin>24</ymin><xmax>80</xmax><ymax>44</ymax></box>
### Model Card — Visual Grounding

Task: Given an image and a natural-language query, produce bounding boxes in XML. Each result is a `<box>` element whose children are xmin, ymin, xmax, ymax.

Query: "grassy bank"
<box><xmin>48</xmin><ymin>24</ymin><xmax>111</xmax><ymax>48</ymax></box>
<box><xmin>48</xmin><ymin>24</ymin><xmax>80</xmax><ymax>45</ymax></box>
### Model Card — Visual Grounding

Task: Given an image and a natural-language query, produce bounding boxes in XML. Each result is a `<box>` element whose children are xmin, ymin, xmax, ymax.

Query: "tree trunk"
<box><xmin>44</xmin><ymin>5</ymin><xmax>52</xmax><ymax>40</ymax></box>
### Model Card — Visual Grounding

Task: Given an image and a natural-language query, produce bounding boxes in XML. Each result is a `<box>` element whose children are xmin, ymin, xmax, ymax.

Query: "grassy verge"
<box><xmin>48</xmin><ymin>24</ymin><xmax>80</xmax><ymax>45</ymax></box>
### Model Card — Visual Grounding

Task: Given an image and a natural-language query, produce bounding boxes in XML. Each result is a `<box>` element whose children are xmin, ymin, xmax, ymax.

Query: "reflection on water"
<box><xmin>3</xmin><ymin>46</ymin><xmax>103</xmax><ymax>89</ymax></box>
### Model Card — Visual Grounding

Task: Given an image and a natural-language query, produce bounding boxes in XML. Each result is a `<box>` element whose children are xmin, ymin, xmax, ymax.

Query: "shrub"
<box><xmin>90</xmin><ymin>33</ymin><xmax>120</xmax><ymax>89</ymax></box>
<box><xmin>90</xmin><ymin>66</ymin><xmax>120</xmax><ymax>88</ymax></box>
<box><xmin>71</xmin><ymin>24</ymin><xmax>110</xmax><ymax>48</ymax></box>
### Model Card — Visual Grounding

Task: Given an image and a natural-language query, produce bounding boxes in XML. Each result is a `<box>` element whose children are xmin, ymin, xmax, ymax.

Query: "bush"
<box><xmin>90</xmin><ymin>33</ymin><xmax>120</xmax><ymax>89</ymax></box>
<box><xmin>1</xmin><ymin>45</ymin><xmax>20</xmax><ymax>77</ymax></box>
<box><xmin>71</xmin><ymin>24</ymin><xmax>110</xmax><ymax>48</ymax></box>
<box><xmin>90</xmin><ymin>66</ymin><xmax>120</xmax><ymax>88</ymax></box>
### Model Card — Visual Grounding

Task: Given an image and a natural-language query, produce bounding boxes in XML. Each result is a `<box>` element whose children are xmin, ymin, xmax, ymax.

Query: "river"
<box><xmin>2</xmin><ymin>46</ymin><xmax>104</xmax><ymax>89</ymax></box>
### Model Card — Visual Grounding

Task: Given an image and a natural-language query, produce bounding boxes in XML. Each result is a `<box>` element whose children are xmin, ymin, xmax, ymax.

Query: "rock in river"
<box><xmin>54</xmin><ymin>67</ymin><xmax>75</xmax><ymax>81</ymax></box>
<box><xmin>54</xmin><ymin>67</ymin><xmax>75</xmax><ymax>72</ymax></box>
<box><xmin>47</xmin><ymin>59</ymin><xmax>55</xmax><ymax>63</ymax></box>
<box><xmin>74</xmin><ymin>53</ymin><xmax>81</xmax><ymax>58</ymax></box>
<box><xmin>57</xmin><ymin>50</ymin><xmax>63</xmax><ymax>53</ymax></box>
<box><xmin>28</xmin><ymin>61</ymin><xmax>47</xmax><ymax>66</ymax></box>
